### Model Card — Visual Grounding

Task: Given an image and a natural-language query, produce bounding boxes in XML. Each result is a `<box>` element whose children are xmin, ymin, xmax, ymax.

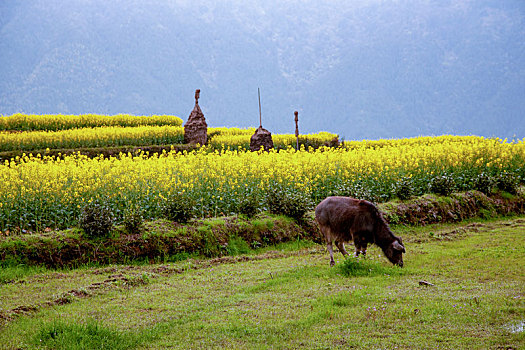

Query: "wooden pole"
<box><xmin>294</xmin><ymin>111</ymin><xmax>299</xmax><ymax>150</ymax></box>
<box><xmin>258</xmin><ymin>88</ymin><xmax>262</xmax><ymax>128</ymax></box>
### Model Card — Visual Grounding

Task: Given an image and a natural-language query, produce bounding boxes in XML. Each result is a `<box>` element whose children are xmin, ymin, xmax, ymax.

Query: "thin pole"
<box><xmin>294</xmin><ymin>111</ymin><xmax>299</xmax><ymax>150</ymax></box>
<box><xmin>258</xmin><ymin>88</ymin><xmax>262</xmax><ymax>128</ymax></box>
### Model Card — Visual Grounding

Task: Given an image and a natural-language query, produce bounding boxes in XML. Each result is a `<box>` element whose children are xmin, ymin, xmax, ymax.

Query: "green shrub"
<box><xmin>163</xmin><ymin>194</ymin><xmax>195</xmax><ymax>223</ymax></box>
<box><xmin>267</xmin><ymin>188</ymin><xmax>312</xmax><ymax>220</ymax></box>
<box><xmin>79</xmin><ymin>202</ymin><xmax>114</xmax><ymax>238</ymax></box>
<box><xmin>473</xmin><ymin>172</ymin><xmax>495</xmax><ymax>195</ymax></box>
<box><xmin>429</xmin><ymin>174</ymin><xmax>456</xmax><ymax>196</ymax></box>
<box><xmin>122</xmin><ymin>206</ymin><xmax>144</xmax><ymax>234</ymax></box>
<box><xmin>226</xmin><ymin>236</ymin><xmax>252</xmax><ymax>255</ymax></box>
<box><xmin>238</xmin><ymin>193</ymin><xmax>259</xmax><ymax>218</ymax></box>
<box><xmin>395</xmin><ymin>177</ymin><xmax>414</xmax><ymax>200</ymax></box>
<box><xmin>496</xmin><ymin>172</ymin><xmax>519</xmax><ymax>195</ymax></box>
<box><xmin>197</xmin><ymin>226</ymin><xmax>220</xmax><ymax>257</ymax></box>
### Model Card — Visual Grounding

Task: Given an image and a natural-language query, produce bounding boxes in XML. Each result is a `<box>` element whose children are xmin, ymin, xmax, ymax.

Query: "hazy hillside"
<box><xmin>0</xmin><ymin>0</ymin><xmax>524</xmax><ymax>139</ymax></box>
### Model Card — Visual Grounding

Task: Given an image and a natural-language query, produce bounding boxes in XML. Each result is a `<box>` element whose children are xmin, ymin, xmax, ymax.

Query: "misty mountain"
<box><xmin>0</xmin><ymin>0</ymin><xmax>524</xmax><ymax>140</ymax></box>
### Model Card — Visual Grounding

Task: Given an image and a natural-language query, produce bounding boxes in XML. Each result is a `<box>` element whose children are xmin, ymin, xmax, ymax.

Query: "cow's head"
<box><xmin>384</xmin><ymin>239</ymin><xmax>405</xmax><ymax>267</ymax></box>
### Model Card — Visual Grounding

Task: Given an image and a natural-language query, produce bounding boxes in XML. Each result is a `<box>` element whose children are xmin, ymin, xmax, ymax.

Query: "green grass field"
<box><xmin>1</xmin><ymin>217</ymin><xmax>524</xmax><ymax>349</ymax></box>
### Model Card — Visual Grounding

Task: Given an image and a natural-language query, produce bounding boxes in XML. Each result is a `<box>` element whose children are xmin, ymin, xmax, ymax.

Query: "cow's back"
<box><xmin>315</xmin><ymin>196</ymin><xmax>362</xmax><ymax>241</ymax></box>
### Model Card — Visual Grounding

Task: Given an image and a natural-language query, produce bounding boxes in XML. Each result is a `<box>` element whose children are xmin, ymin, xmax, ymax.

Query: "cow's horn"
<box><xmin>393</xmin><ymin>241</ymin><xmax>405</xmax><ymax>252</ymax></box>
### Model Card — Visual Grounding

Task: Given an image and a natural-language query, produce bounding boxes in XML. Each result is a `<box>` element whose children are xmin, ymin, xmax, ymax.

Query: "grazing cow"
<box><xmin>315</xmin><ymin>196</ymin><xmax>405</xmax><ymax>267</ymax></box>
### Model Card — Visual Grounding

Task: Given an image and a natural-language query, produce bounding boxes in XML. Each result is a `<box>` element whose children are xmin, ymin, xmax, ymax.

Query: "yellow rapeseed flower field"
<box><xmin>207</xmin><ymin>127</ymin><xmax>338</xmax><ymax>150</ymax></box>
<box><xmin>0</xmin><ymin>113</ymin><xmax>183</xmax><ymax>131</ymax></box>
<box><xmin>0</xmin><ymin>125</ymin><xmax>185</xmax><ymax>152</ymax></box>
<box><xmin>0</xmin><ymin>124</ymin><xmax>336</xmax><ymax>153</ymax></box>
<box><xmin>1</xmin><ymin>135</ymin><xmax>523</xmax><ymax>232</ymax></box>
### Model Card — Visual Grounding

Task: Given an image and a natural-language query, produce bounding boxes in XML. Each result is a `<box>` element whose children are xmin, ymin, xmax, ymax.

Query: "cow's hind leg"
<box><xmin>327</xmin><ymin>241</ymin><xmax>335</xmax><ymax>267</ymax></box>
<box><xmin>320</xmin><ymin>224</ymin><xmax>336</xmax><ymax>266</ymax></box>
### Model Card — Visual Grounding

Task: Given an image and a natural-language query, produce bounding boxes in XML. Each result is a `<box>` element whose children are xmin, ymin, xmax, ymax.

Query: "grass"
<box><xmin>0</xmin><ymin>217</ymin><xmax>523</xmax><ymax>349</ymax></box>
<box><xmin>337</xmin><ymin>255</ymin><xmax>406</xmax><ymax>277</ymax></box>
<box><xmin>0</xmin><ymin>264</ymin><xmax>49</xmax><ymax>285</ymax></box>
<box><xmin>34</xmin><ymin>319</ymin><xmax>148</xmax><ymax>350</ymax></box>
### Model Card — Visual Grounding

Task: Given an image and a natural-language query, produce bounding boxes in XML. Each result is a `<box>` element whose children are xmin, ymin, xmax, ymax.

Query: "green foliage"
<box><xmin>429</xmin><ymin>174</ymin><xmax>456</xmax><ymax>196</ymax></box>
<box><xmin>395</xmin><ymin>177</ymin><xmax>414</xmax><ymax>200</ymax></box>
<box><xmin>473</xmin><ymin>172</ymin><xmax>495</xmax><ymax>195</ymax></box>
<box><xmin>226</xmin><ymin>236</ymin><xmax>252</xmax><ymax>255</ymax></box>
<box><xmin>122</xmin><ymin>206</ymin><xmax>144</xmax><ymax>234</ymax></box>
<box><xmin>237</xmin><ymin>193</ymin><xmax>259</xmax><ymax>218</ymax></box>
<box><xmin>267</xmin><ymin>186</ymin><xmax>312</xmax><ymax>220</ymax></box>
<box><xmin>34</xmin><ymin>319</ymin><xmax>144</xmax><ymax>350</ymax></box>
<box><xmin>496</xmin><ymin>172</ymin><xmax>520</xmax><ymax>194</ymax></box>
<box><xmin>79</xmin><ymin>202</ymin><xmax>114</xmax><ymax>238</ymax></box>
<box><xmin>345</xmin><ymin>179</ymin><xmax>379</xmax><ymax>202</ymax></box>
<box><xmin>162</xmin><ymin>194</ymin><xmax>195</xmax><ymax>223</ymax></box>
<box><xmin>196</xmin><ymin>226</ymin><xmax>220</xmax><ymax>257</ymax></box>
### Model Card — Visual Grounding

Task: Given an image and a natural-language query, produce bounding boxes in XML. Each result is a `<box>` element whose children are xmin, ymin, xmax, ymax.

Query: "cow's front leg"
<box><xmin>353</xmin><ymin>235</ymin><xmax>367</xmax><ymax>257</ymax></box>
<box><xmin>354</xmin><ymin>245</ymin><xmax>362</xmax><ymax>257</ymax></box>
<box><xmin>360</xmin><ymin>242</ymin><xmax>368</xmax><ymax>256</ymax></box>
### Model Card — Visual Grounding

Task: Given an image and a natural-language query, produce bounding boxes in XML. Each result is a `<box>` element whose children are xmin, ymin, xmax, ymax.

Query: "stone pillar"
<box><xmin>184</xmin><ymin>89</ymin><xmax>208</xmax><ymax>145</ymax></box>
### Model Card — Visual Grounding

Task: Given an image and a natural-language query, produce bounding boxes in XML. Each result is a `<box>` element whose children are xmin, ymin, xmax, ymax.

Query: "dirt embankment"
<box><xmin>0</xmin><ymin>215</ymin><xmax>318</xmax><ymax>269</ymax></box>
<box><xmin>379</xmin><ymin>190</ymin><xmax>524</xmax><ymax>225</ymax></box>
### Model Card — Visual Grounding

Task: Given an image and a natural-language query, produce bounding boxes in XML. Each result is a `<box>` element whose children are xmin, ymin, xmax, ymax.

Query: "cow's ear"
<box><xmin>393</xmin><ymin>241</ymin><xmax>405</xmax><ymax>252</ymax></box>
